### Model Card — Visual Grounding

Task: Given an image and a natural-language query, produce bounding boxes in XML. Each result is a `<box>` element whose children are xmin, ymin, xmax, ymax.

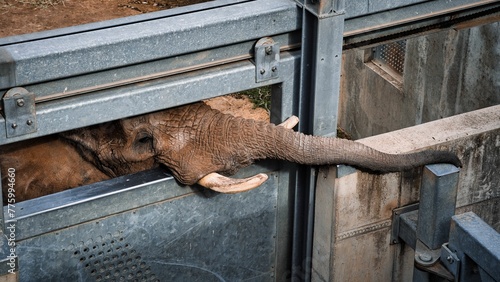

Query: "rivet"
<box><xmin>418</xmin><ymin>253</ymin><xmax>432</xmax><ymax>262</ymax></box>
<box><xmin>260</xmin><ymin>69</ymin><xmax>266</xmax><ymax>75</ymax></box>
<box><xmin>446</xmin><ymin>256</ymin><xmax>454</xmax><ymax>264</ymax></box>
<box><xmin>271</xmin><ymin>66</ymin><xmax>277</xmax><ymax>72</ymax></box>
<box><xmin>11</xmin><ymin>123</ymin><xmax>17</xmax><ymax>129</ymax></box>
<box><xmin>16</xmin><ymin>98</ymin><xmax>25</xmax><ymax>107</ymax></box>
<box><xmin>26</xmin><ymin>120</ymin><xmax>33</xmax><ymax>126</ymax></box>
<box><xmin>265</xmin><ymin>46</ymin><xmax>272</xmax><ymax>55</ymax></box>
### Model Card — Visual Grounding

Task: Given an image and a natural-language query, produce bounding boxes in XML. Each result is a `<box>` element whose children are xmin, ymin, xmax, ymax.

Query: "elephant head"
<box><xmin>62</xmin><ymin>102</ymin><xmax>461</xmax><ymax>193</ymax></box>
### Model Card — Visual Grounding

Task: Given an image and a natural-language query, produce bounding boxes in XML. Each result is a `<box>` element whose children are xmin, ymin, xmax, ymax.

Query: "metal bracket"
<box><xmin>254</xmin><ymin>37</ymin><xmax>280</xmax><ymax>83</ymax></box>
<box><xmin>440</xmin><ymin>243</ymin><xmax>460</xmax><ymax>282</ymax></box>
<box><xmin>391</xmin><ymin>203</ymin><xmax>419</xmax><ymax>245</ymax></box>
<box><xmin>2</xmin><ymin>87</ymin><xmax>37</xmax><ymax>138</ymax></box>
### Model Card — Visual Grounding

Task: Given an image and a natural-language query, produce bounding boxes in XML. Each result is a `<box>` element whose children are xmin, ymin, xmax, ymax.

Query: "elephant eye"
<box><xmin>135</xmin><ymin>132</ymin><xmax>153</xmax><ymax>147</ymax></box>
<box><xmin>137</xmin><ymin>136</ymin><xmax>152</xmax><ymax>144</ymax></box>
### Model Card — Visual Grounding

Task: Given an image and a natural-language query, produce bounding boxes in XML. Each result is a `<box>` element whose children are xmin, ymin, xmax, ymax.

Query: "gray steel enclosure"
<box><xmin>1</xmin><ymin>0</ymin><xmax>499</xmax><ymax>281</ymax></box>
<box><xmin>0</xmin><ymin>0</ymin><xmax>304</xmax><ymax>280</ymax></box>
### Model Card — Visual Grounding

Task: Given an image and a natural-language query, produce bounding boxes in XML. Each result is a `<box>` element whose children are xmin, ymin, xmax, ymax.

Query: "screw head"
<box><xmin>11</xmin><ymin>123</ymin><xmax>17</xmax><ymax>129</ymax></box>
<box><xmin>16</xmin><ymin>98</ymin><xmax>25</xmax><ymax>107</ymax></box>
<box><xmin>446</xmin><ymin>256</ymin><xmax>454</xmax><ymax>264</ymax></box>
<box><xmin>418</xmin><ymin>253</ymin><xmax>433</xmax><ymax>262</ymax></box>
<box><xmin>271</xmin><ymin>66</ymin><xmax>277</xmax><ymax>72</ymax></box>
<box><xmin>26</xmin><ymin>120</ymin><xmax>33</xmax><ymax>126</ymax></box>
<box><xmin>265</xmin><ymin>46</ymin><xmax>273</xmax><ymax>55</ymax></box>
<box><xmin>260</xmin><ymin>69</ymin><xmax>266</xmax><ymax>75</ymax></box>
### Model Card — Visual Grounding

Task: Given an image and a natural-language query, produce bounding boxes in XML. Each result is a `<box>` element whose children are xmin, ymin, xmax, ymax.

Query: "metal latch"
<box><xmin>254</xmin><ymin>37</ymin><xmax>280</xmax><ymax>83</ymax></box>
<box><xmin>3</xmin><ymin>87</ymin><xmax>37</xmax><ymax>138</ymax></box>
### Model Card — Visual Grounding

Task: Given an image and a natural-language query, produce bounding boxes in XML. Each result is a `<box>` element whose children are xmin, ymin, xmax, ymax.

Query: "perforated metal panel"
<box><xmin>373</xmin><ymin>40</ymin><xmax>407</xmax><ymax>75</ymax></box>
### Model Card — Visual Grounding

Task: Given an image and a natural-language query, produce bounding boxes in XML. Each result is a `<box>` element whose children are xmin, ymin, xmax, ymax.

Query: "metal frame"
<box><xmin>1</xmin><ymin>0</ymin><xmax>499</xmax><ymax>280</ymax></box>
<box><xmin>392</xmin><ymin>164</ymin><xmax>500</xmax><ymax>282</ymax></box>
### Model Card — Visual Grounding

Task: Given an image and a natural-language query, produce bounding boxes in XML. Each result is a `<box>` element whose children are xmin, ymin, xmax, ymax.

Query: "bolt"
<box><xmin>446</xmin><ymin>256</ymin><xmax>454</xmax><ymax>264</ymax></box>
<box><xmin>265</xmin><ymin>46</ymin><xmax>273</xmax><ymax>55</ymax></box>
<box><xmin>260</xmin><ymin>69</ymin><xmax>266</xmax><ymax>75</ymax></box>
<box><xmin>392</xmin><ymin>239</ymin><xmax>398</xmax><ymax>244</ymax></box>
<box><xmin>26</xmin><ymin>120</ymin><xmax>33</xmax><ymax>126</ymax></box>
<box><xmin>271</xmin><ymin>66</ymin><xmax>277</xmax><ymax>72</ymax></box>
<box><xmin>418</xmin><ymin>253</ymin><xmax>433</xmax><ymax>263</ymax></box>
<box><xmin>16</xmin><ymin>98</ymin><xmax>25</xmax><ymax>107</ymax></box>
<box><xmin>11</xmin><ymin>123</ymin><xmax>17</xmax><ymax>129</ymax></box>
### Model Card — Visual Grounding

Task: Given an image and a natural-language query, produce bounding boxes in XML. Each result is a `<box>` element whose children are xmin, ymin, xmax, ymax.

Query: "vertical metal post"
<box><xmin>417</xmin><ymin>164</ymin><xmax>460</xmax><ymax>250</ymax></box>
<box><xmin>292</xmin><ymin>0</ymin><xmax>345</xmax><ymax>281</ymax></box>
<box><xmin>413</xmin><ymin>163</ymin><xmax>460</xmax><ymax>281</ymax></box>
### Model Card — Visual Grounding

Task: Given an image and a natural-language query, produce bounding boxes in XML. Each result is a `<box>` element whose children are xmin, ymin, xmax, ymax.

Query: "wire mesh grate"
<box><xmin>373</xmin><ymin>40</ymin><xmax>407</xmax><ymax>75</ymax></box>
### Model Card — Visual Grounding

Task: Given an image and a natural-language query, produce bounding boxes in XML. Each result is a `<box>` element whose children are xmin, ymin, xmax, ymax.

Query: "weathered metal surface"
<box><xmin>0</xmin><ymin>51</ymin><xmax>301</xmax><ymax>145</ymax></box>
<box><xmin>255</xmin><ymin>37</ymin><xmax>280</xmax><ymax>83</ymax></box>
<box><xmin>417</xmin><ymin>164</ymin><xmax>460</xmax><ymax>250</ymax></box>
<box><xmin>0</xmin><ymin>0</ymin><xmax>299</xmax><ymax>89</ymax></box>
<box><xmin>296</xmin><ymin>1</ymin><xmax>345</xmax><ymax>281</ymax></box>
<box><xmin>448</xmin><ymin>212</ymin><xmax>500</xmax><ymax>281</ymax></box>
<box><xmin>343</xmin><ymin>0</ymin><xmax>500</xmax><ymax>49</ymax></box>
<box><xmin>2</xmin><ymin>88</ymin><xmax>37</xmax><ymax>138</ymax></box>
<box><xmin>6</xmin><ymin>169</ymin><xmax>279</xmax><ymax>281</ymax></box>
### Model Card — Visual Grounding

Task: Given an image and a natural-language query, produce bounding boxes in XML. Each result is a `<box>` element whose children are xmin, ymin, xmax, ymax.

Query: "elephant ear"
<box><xmin>60</xmin><ymin>121</ymin><xmax>126</xmax><ymax>176</ymax></box>
<box><xmin>197</xmin><ymin>115</ymin><xmax>300</xmax><ymax>193</ymax></box>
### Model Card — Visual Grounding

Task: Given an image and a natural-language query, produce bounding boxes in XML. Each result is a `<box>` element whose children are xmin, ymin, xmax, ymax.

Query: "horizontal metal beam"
<box><xmin>448</xmin><ymin>212</ymin><xmax>500</xmax><ymax>281</ymax></box>
<box><xmin>3</xmin><ymin>168</ymin><xmax>182</xmax><ymax>240</ymax></box>
<box><xmin>343</xmin><ymin>0</ymin><xmax>500</xmax><ymax>49</ymax></box>
<box><xmin>0</xmin><ymin>0</ymin><xmax>299</xmax><ymax>88</ymax></box>
<box><xmin>0</xmin><ymin>51</ymin><xmax>301</xmax><ymax>145</ymax></box>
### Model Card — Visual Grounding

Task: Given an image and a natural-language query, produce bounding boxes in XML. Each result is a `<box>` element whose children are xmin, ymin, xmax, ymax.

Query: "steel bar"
<box><xmin>299</xmin><ymin>1</ymin><xmax>345</xmax><ymax>281</ymax></box>
<box><xmin>448</xmin><ymin>212</ymin><xmax>500</xmax><ymax>281</ymax></box>
<box><xmin>417</xmin><ymin>164</ymin><xmax>460</xmax><ymax>250</ymax></box>
<box><xmin>0</xmin><ymin>0</ymin><xmax>299</xmax><ymax>88</ymax></box>
<box><xmin>0</xmin><ymin>51</ymin><xmax>301</xmax><ymax>145</ymax></box>
<box><xmin>343</xmin><ymin>0</ymin><xmax>500</xmax><ymax>50</ymax></box>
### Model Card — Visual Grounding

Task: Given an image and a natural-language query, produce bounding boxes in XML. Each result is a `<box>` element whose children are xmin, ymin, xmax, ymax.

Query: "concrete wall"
<box><xmin>313</xmin><ymin>21</ymin><xmax>500</xmax><ymax>281</ymax></box>
<box><xmin>339</xmin><ymin>22</ymin><xmax>500</xmax><ymax>140</ymax></box>
<box><xmin>312</xmin><ymin>105</ymin><xmax>500</xmax><ymax>281</ymax></box>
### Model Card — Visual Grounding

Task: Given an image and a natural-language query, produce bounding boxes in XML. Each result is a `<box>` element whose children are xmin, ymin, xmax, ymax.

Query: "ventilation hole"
<box><xmin>90</xmin><ymin>269</ymin><xmax>97</xmax><ymax>275</ymax></box>
<box><xmin>80</xmin><ymin>257</ymin><xmax>86</xmax><ymax>262</ymax></box>
<box><xmin>73</xmin><ymin>250</ymin><xmax>80</xmax><ymax>256</ymax></box>
<box><xmin>83</xmin><ymin>247</ymin><xmax>89</xmax><ymax>252</ymax></box>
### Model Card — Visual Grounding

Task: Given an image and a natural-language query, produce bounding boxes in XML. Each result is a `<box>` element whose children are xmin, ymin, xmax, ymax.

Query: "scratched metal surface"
<box><xmin>15</xmin><ymin>172</ymin><xmax>278</xmax><ymax>282</ymax></box>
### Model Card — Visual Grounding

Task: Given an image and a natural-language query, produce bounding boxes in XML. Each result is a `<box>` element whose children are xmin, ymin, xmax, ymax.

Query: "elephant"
<box><xmin>1</xmin><ymin>101</ymin><xmax>461</xmax><ymax>201</ymax></box>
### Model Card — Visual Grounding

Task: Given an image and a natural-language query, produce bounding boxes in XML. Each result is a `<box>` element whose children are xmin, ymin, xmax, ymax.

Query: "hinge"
<box><xmin>3</xmin><ymin>87</ymin><xmax>37</xmax><ymax>138</ymax></box>
<box><xmin>254</xmin><ymin>37</ymin><xmax>280</xmax><ymax>83</ymax></box>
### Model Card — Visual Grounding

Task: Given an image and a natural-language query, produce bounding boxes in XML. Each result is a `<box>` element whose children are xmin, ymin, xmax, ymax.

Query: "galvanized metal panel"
<box><xmin>9</xmin><ymin>169</ymin><xmax>279</xmax><ymax>281</ymax></box>
<box><xmin>0</xmin><ymin>51</ymin><xmax>301</xmax><ymax>145</ymax></box>
<box><xmin>0</xmin><ymin>0</ymin><xmax>299</xmax><ymax>88</ymax></box>
<box><xmin>345</xmin><ymin>0</ymin><xmax>430</xmax><ymax>19</ymax></box>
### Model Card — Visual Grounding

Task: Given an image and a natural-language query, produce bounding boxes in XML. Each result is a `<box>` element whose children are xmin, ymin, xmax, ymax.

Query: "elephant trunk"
<box><xmin>240</xmin><ymin>119</ymin><xmax>462</xmax><ymax>172</ymax></box>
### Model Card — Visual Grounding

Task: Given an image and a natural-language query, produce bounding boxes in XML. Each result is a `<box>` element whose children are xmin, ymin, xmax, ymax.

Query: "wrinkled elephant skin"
<box><xmin>1</xmin><ymin>102</ymin><xmax>461</xmax><ymax>201</ymax></box>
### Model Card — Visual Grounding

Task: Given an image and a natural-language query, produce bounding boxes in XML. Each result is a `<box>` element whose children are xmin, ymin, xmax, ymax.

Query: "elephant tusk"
<box><xmin>197</xmin><ymin>172</ymin><xmax>269</xmax><ymax>193</ymax></box>
<box><xmin>278</xmin><ymin>115</ymin><xmax>299</xmax><ymax>129</ymax></box>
